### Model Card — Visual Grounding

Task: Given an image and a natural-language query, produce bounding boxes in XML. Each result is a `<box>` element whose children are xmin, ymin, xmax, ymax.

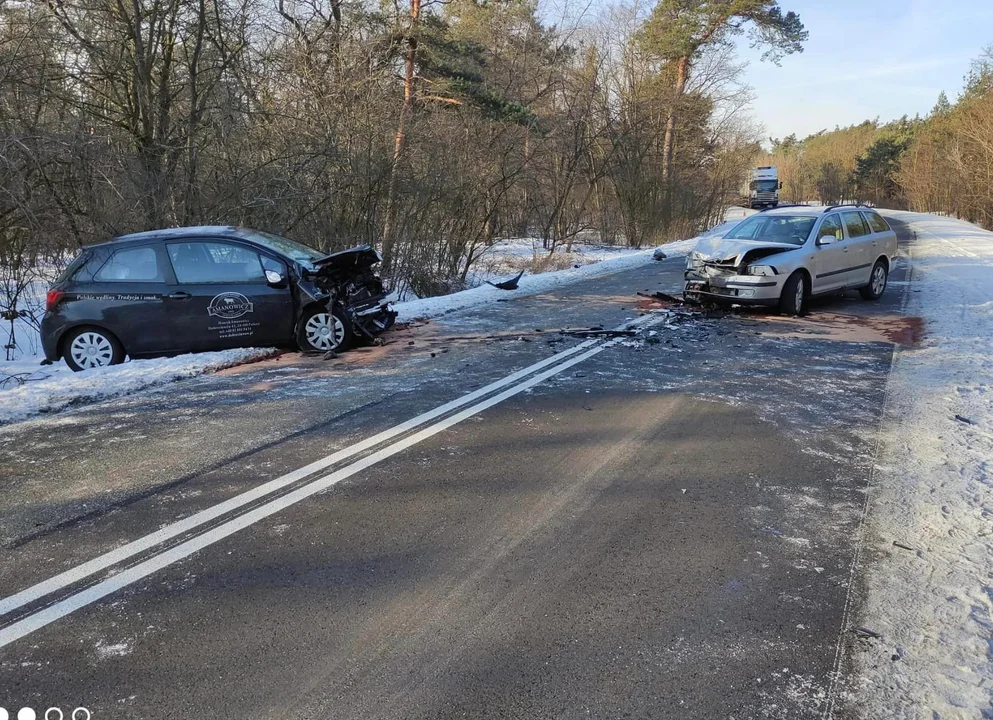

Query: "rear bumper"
<box><xmin>40</xmin><ymin>314</ymin><xmax>64</xmax><ymax>361</ymax></box>
<box><xmin>683</xmin><ymin>270</ymin><xmax>783</xmax><ymax>306</ymax></box>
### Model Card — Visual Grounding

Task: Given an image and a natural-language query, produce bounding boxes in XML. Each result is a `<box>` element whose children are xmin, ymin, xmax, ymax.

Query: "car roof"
<box><xmin>88</xmin><ymin>226</ymin><xmax>256</xmax><ymax>249</ymax></box>
<box><xmin>755</xmin><ymin>205</ymin><xmax>880</xmax><ymax>219</ymax></box>
<box><xmin>755</xmin><ymin>206</ymin><xmax>821</xmax><ymax>218</ymax></box>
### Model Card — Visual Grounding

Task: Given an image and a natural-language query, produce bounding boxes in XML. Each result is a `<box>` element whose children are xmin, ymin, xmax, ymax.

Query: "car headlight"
<box><xmin>746</xmin><ymin>265</ymin><xmax>777</xmax><ymax>276</ymax></box>
<box><xmin>687</xmin><ymin>251</ymin><xmax>706</xmax><ymax>268</ymax></box>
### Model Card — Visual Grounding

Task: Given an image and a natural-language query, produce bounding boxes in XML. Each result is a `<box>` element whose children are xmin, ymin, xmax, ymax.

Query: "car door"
<box><xmin>81</xmin><ymin>243</ymin><xmax>179</xmax><ymax>356</ymax></box>
<box><xmin>163</xmin><ymin>239</ymin><xmax>295</xmax><ymax>352</ymax></box>
<box><xmin>841</xmin><ymin>211</ymin><xmax>874</xmax><ymax>287</ymax></box>
<box><xmin>810</xmin><ymin>213</ymin><xmax>850</xmax><ymax>294</ymax></box>
<box><xmin>863</xmin><ymin>210</ymin><xmax>896</xmax><ymax>266</ymax></box>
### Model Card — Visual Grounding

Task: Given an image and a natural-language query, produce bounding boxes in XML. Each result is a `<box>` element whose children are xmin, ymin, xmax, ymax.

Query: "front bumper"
<box><xmin>683</xmin><ymin>269</ymin><xmax>782</xmax><ymax>306</ymax></box>
<box><xmin>352</xmin><ymin>290</ymin><xmax>398</xmax><ymax>317</ymax></box>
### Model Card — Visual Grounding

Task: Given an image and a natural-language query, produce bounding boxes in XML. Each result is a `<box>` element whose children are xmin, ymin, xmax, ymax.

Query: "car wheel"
<box><xmin>64</xmin><ymin>327</ymin><xmax>125</xmax><ymax>372</ymax></box>
<box><xmin>297</xmin><ymin>304</ymin><xmax>352</xmax><ymax>353</ymax></box>
<box><xmin>859</xmin><ymin>261</ymin><xmax>888</xmax><ymax>300</ymax></box>
<box><xmin>779</xmin><ymin>271</ymin><xmax>808</xmax><ymax>316</ymax></box>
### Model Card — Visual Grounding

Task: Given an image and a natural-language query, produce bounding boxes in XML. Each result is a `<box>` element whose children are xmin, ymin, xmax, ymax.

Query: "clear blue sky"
<box><xmin>733</xmin><ymin>0</ymin><xmax>993</xmax><ymax>142</ymax></box>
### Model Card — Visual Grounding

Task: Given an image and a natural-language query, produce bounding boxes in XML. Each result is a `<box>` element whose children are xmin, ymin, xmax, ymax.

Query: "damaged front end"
<box><xmin>683</xmin><ymin>244</ymin><xmax>793</xmax><ymax>306</ymax></box>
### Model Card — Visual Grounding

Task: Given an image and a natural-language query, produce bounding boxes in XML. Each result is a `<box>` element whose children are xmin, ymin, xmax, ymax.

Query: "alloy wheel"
<box><xmin>871</xmin><ymin>265</ymin><xmax>886</xmax><ymax>295</ymax></box>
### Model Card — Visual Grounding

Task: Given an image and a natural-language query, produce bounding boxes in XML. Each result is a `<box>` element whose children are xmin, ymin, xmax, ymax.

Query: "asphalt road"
<box><xmin>0</xmin><ymin>226</ymin><xmax>916</xmax><ymax>719</ymax></box>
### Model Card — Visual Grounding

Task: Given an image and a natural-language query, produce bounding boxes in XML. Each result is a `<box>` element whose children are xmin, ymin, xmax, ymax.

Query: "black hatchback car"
<box><xmin>42</xmin><ymin>226</ymin><xmax>390</xmax><ymax>371</ymax></box>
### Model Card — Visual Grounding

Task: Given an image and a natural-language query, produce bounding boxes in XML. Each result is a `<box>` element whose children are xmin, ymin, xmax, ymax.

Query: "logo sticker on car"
<box><xmin>207</xmin><ymin>292</ymin><xmax>254</xmax><ymax>319</ymax></box>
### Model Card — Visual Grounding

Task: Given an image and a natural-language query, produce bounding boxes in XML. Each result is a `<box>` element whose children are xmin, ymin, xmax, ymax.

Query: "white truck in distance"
<box><xmin>748</xmin><ymin>166</ymin><xmax>781</xmax><ymax>209</ymax></box>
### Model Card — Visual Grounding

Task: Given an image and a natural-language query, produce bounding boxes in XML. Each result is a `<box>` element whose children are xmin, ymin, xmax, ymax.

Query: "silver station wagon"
<box><xmin>684</xmin><ymin>205</ymin><xmax>898</xmax><ymax>315</ymax></box>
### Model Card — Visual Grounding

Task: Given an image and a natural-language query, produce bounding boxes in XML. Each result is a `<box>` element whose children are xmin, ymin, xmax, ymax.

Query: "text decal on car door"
<box><xmin>72</xmin><ymin>293</ymin><xmax>160</xmax><ymax>302</ymax></box>
<box><xmin>207</xmin><ymin>292</ymin><xmax>254</xmax><ymax>319</ymax></box>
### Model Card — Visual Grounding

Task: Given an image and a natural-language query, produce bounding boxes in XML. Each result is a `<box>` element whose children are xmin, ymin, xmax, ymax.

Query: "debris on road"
<box><xmin>856</xmin><ymin>627</ymin><xmax>883</xmax><ymax>640</ymax></box>
<box><xmin>561</xmin><ymin>327</ymin><xmax>638</xmax><ymax>338</ymax></box>
<box><xmin>892</xmin><ymin>541</ymin><xmax>916</xmax><ymax>552</ymax></box>
<box><xmin>637</xmin><ymin>291</ymin><xmax>685</xmax><ymax>304</ymax></box>
<box><xmin>485</xmin><ymin>270</ymin><xmax>525</xmax><ymax>290</ymax></box>
<box><xmin>653</xmin><ymin>248</ymin><xmax>668</xmax><ymax>260</ymax></box>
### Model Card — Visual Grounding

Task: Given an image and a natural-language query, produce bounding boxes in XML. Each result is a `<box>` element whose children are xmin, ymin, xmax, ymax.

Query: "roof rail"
<box><xmin>756</xmin><ymin>203</ymin><xmax>810</xmax><ymax>213</ymax></box>
<box><xmin>823</xmin><ymin>203</ymin><xmax>868</xmax><ymax>212</ymax></box>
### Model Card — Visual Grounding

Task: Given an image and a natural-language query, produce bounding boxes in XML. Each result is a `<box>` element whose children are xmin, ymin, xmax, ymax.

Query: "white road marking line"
<box><xmin>0</xmin><ymin>331</ymin><xmax>642</xmax><ymax>649</ymax></box>
<box><xmin>0</xmin><ymin>337</ymin><xmax>603</xmax><ymax>619</ymax></box>
<box><xmin>0</xmin><ymin>314</ymin><xmax>660</xmax><ymax>623</ymax></box>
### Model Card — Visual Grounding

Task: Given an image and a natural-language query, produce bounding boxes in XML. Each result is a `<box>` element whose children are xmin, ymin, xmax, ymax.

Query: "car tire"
<box><xmin>859</xmin><ymin>260</ymin><xmax>888</xmax><ymax>301</ymax></box>
<box><xmin>779</xmin><ymin>271</ymin><xmax>808</xmax><ymax>316</ymax></box>
<box><xmin>297</xmin><ymin>304</ymin><xmax>352</xmax><ymax>354</ymax></box>
<box><xmin>63</xmin><ymin>327</ymin><xmax>126</xmax><ymax>372</ymax></box>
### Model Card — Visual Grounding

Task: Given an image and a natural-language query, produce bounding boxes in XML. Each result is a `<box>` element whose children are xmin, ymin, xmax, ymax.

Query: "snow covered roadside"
<box><xmin>0</xmin><ymin>223</ymin><xmax>724</xmax><ymax>425</ymax></box>
<box><xmin>848</xmin><ymin>211</ymin><xmax>993</xmax><ymax>717</ymax></box>
<box><xmin>0</xmin><ymin>347</ymin><xmax>279</xmax><ymax>427</ymax></box>
<box><xmin>397</xmin><ymin>235</ymin><xmax>700</xmax><ymax>321</ymax></box>
<box><xmin>464</xmin><ymin>237</ymin><xmax>653</xmax><ymax>288</ymax></box>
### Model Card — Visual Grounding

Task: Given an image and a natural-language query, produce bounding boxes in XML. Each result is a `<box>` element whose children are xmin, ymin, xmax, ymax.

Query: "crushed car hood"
<box><xmin>693</xmin><ymin>237</ymin><xmax>798</xmax><ymax>266</ymax></box>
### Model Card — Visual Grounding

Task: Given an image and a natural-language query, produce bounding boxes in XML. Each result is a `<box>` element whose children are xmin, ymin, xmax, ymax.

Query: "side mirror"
<box><xmin>816</xmin><ymin>235</ymin><xmax>835</xmax><ymax>246</ymax></box>
<box><xmin>265</xmin><ymin>269</ymin><xmax>286</xmax><ymax>287</ymax></box>
<box><xmin>779</xmin><ymin>181</ymin><xmax>783</xmax><ymax>189</ymax></box>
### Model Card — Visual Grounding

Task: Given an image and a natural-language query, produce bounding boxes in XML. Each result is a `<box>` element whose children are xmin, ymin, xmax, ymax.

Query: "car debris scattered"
<box><xmin>892</xmin><ymin>540</ymin><xmax>916</xmax><ymax>552</ymax></box>
<box><xmin>637</xmin><ymin>291</ymin><xmax>685</xmax><ymax>304</ymax></box>
<box><xmin>560</xmin><ymin>327</ymin><xmax>638</xmax><ymax>338</ymax></box>
<box><xmin>486</xmin><ymin>270</ymin><xmax>525</xmax><ymax>291</ymax></box>
<box><xmin>856</xmin><ymin>627</ymin><xmax>883</xmax><ymax>640</ymax></box>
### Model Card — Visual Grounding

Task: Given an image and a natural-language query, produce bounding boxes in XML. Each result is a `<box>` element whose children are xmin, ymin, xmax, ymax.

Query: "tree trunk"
<box><xmin>381</xmin><ymin>0</ymin><xmax>421</xmax><ymax>272</ymax></box>
<box><xmin>660</xmin><ymin>55</ymin><xmax>689</xmax><ymax>226</ymax></box>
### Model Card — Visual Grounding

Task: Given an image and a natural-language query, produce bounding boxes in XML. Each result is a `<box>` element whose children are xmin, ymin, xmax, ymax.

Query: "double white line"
<box><xmin>0</xmin><ymin>315</ymin><xmax>663</xmax><ymax>649</ymax></box>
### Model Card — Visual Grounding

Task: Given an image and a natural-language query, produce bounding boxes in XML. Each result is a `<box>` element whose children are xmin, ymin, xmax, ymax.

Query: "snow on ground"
<box><xmin>465</xmin><ymin>237</ymin><xmax>645</xmax><ymax>288</ymax></box>
<box><xmin>0</xmin><ymin>218</ymin><xmax>739</xmax><ymax>424</ymax></box>
<box><xmin>848</xmin><ymin>211</ymin><xmax>993</xmax><ymax>717</ymax></box>
<box><xmin>397</xmin><ymin>232</ymin><xmax>715</xmax><ymax>322</ymax></box>
<box><xmin>0</xmin><ymin>347</ymin><xmax>279</xmax><ymax>426</ymax></box>
<box><xmin>0</xmin><ymin>276</ymin><xmax>280</xmax><ymax>426</ymax></box>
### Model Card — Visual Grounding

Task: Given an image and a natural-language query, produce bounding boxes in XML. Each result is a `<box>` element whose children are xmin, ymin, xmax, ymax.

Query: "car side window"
<box><xmin>863</xmin><ymin>212</ymin><xmax>890</xmax><ymax>233</ymax></box>
<box><xmin>842</xmin><ymin>212</ymin><xmax>869</xmax><ymax>238</ymax></box>
<box><xmin>817</xmin><ymin>214</ymin><xmax>843</xmax><ymax>242</ymax></box>
<box><xmin>168</xmin><ymin>242</ymin><xmax>266</xmax><ymax>284</ymax></box>
<box><xmin>260</xmin><ymin>255</ymin><xmax>286</xmax><ymax>274</ymax></box>
<box><xmin>95</xmin><ymin>246</ymin><xmax>164</xmax><ymax>282</ymax></box>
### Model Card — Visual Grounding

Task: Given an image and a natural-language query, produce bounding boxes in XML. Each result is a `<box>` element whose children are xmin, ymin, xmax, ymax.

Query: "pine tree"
<box><xmin>635</xmin><ymin>1</ymin><xmax>807</xmax><ymax>226</ymax></box>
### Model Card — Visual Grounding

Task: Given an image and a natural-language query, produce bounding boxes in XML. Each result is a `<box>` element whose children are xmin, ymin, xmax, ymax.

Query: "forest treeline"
<box><xmin>760</xmin><ymin>47</ymin><xmax>993</xmax><ymax>229</ymax></box>
<box><xmin>0</xmin><ymin>0</ymin><xmax>808</xmax><ymax>305</ymax></box>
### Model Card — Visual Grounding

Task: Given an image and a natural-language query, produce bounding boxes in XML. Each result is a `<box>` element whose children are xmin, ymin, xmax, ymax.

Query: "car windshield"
<box><xmin>241</xmin><ymin>230</ymin><xmax>324</xmax><ymax>267</ymax></box>
<box><xmin>750</xmin><ymin>180</ymin><xmax>779</xmax><ymax>192</ymax></box>
<box><xmin>724</xmin><ymin>215</ymin><xmax>816</xmax><ymax>246</ymax></box>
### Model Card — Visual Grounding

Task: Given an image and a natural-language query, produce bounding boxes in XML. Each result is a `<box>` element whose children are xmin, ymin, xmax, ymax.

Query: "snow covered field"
<box><xmin>850</xmin><ymin>211</ymin><xmax>993</xmax><ymax>717</ymax></box>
